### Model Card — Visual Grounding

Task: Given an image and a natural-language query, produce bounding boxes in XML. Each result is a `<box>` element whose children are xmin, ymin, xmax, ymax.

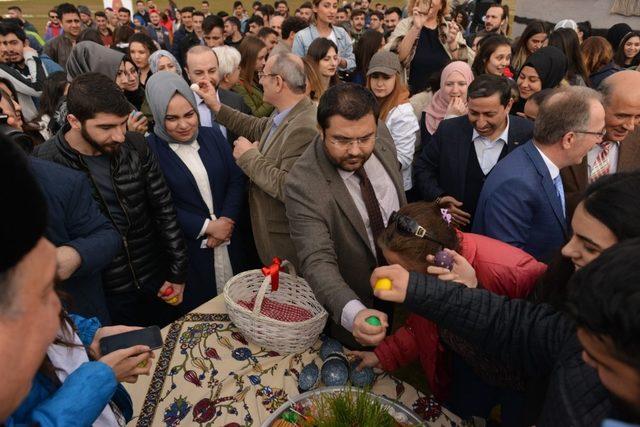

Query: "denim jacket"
<box><xmin>292</xmin><ymin>24</ymin><xmax>356</xmax><ymax>71</ymax></box>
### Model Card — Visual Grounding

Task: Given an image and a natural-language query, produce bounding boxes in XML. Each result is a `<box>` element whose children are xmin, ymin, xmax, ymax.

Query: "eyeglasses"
<box><xmin>257</xmin><ymin>71</ymin><xmax>280</xmax><ymax>79</ymax></box>
<box><xmin>49</xmin><ymin>15</ymin><xmax>59</xmax><ymax>19</ymax></box>
<box><xmin>326</xmin><ymin>134</ymin><xmax>375</xmax><ymax>149</ymax></box>
<box><xmin>389</xmin><ymin>211</ymin><xmax>447</xmax><ymax>248</ymax></box>
<box><xmin>574</xmin><ymin>129</ymin><xmax>607</xmax><ymax>139</ymax></box>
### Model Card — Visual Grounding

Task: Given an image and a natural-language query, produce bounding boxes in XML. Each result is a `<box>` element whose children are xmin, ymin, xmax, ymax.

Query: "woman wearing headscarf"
<box><xmin>512</xmin><ymin>46</ymin><xmax>568</xmax><ymax>115</ymax></box>
<box><xmin>421</xmin><ymin>61</ymin><xmax>475</xmax><ymax>143</ymax></box>
<box><xmin>64</xmin><ymin>41</ymin><xmax>148</xmax><ymax>133</ymax></box>
<box><xmin>145</xmin><ymin>72</ymin><xmax>246</xmax><ymax>313</ymax></box>
<box><xmin>148</xmin><ymin>50</ymin><xmax>181</xmax><ymax>75</ymax></box>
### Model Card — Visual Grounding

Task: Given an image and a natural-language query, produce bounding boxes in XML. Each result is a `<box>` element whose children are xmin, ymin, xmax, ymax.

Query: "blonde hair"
<box><xmin>302</xmin><ymin>56</ymin><xmax>324</xmax><ymax>101</ymax></box>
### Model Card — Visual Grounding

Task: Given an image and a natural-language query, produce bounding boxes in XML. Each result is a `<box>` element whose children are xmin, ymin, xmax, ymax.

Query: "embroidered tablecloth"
<box><xmin>124</xmin><ymin>296</ymin><xmax>465</xmax><ymax>426</ymax></box>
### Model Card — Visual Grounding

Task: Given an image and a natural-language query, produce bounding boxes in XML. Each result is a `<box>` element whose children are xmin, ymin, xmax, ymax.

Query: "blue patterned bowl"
<box><xmin>298</xmin><ymin>361</ymin><xmax>320</xmax><ymax>392</ymax></box>
<box><xmin>349</xmin><ymin>360</ymin><xmax>375</xmax><ymax>388</ymax></box>
<box><xmin>319</xmin><ymin>338</ymin><xmax>343</xmax><ymax>361</ymax></box>
<box><xmin>321</xmin><ymin>358</ymin><xmax>349</xmax><ymax>387</ymax></box>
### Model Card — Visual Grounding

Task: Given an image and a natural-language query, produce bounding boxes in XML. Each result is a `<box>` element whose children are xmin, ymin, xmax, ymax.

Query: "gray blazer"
<box><xmin>216</xmin><ymin>96</ymin><xmax>318</xmax><ymax>267</ymax></box>
<box><xmin>284</xmin><ymin>127</ymin><xmax>406</xmax><ymax>346</ymax></box>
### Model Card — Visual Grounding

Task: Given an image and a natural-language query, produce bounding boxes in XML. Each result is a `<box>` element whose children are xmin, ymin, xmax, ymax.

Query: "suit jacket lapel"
<box><xmin>457</xmin><ymin>119</ymin><xmax>474</xmax><ymax>197</ymax></box>
<box><xmin>506</xmin><ymin>120</ymin><xmax>523</xmax><ymax>151</ymax></box>
<box><xmin>315</xmin><ymin>139</ymin><xmax>373</xmax><ymax>253</ymax></box>
<box><xmin>374</xmin><ymin>126</ymin><xmax>407</xmax><ymax>205</ymax></box>
<box><xmin>525</xmin><ymin>143</ymin><xmax>568</xmax><ymax>236</ymax></box>
<box><xmin>260</xmin><ymin>98</ymin><xmax>311</xmax><ymax>156</ymax></box>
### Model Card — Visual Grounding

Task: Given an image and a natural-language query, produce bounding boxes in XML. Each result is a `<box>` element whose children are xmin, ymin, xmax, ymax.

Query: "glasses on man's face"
<box><xmin>326</xmin><ymin>133</ymin><xmax>375</xmax><ymax>149</ymax></box>
<box><xmin>50</xmin><ymin>15</ymin><xmax>58</xmax><ymax>19</ymax></box>
<box><xmin>389</xmin><ymin>211</ymin><xmax>446</xmax><ymax>247</ymax></box>
<box><xmin>574</xmin><ymin>129</ymin><xmax>607</xmax><ymax>140</ymax></box>
<box><xmin>257</xmin><ymin>71</ymin><xmax>280</xmax><ymax>80</ymax></box>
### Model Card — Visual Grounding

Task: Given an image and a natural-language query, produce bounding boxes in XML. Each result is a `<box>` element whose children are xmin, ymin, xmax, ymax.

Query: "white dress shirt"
<box><xmin>534</xmin><ymin>144</ymin><xmax>561</xmax><ymax>181</ymax></box>
<box><xmin>169</xmin><ymin>140</ymin><xmax>234</xmax><ymax>292</ymax></box>
<box><xmin>194</xmin><ymin>91</ymin><xmax>228</xmax><ymax>139</ymax></box>
<box><xmin>587</xmin><ymin>140</ymin><xmax>620</xmax><ymax>176</ymax></box>
<box><xmin>337</xmin><ymin>154</ymin><xmax>400</xmax><ymax>332</ymax></box>
<box><xmin>472</xmin><ymin>120</ymin><xmax>510</xmax><ymax>175</ymax></box>
<box><xmin>386</xmin><ymin>103</ymin><xmax>420</xmax><ymax>191</ymax></box>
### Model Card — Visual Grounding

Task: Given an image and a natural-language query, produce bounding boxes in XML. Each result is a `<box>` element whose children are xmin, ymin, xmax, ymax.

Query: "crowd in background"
<box><xmin>1</xmin><ymin>0</ymin><xmax>640</xmax><ymax>426</ymax></box>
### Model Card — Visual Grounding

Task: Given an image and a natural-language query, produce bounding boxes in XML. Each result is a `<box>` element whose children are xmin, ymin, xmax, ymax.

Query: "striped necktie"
<box><xmin>589</xmin><ymin>141</ymin><xmax>612</xmax><ymax>183</ymax></box>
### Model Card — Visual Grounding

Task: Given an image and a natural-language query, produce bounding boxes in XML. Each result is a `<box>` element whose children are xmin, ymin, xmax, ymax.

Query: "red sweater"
<box><xmin>374</xmin><ymin>232</ymin><xmax>547</xmax><ymax>400</ymax></box>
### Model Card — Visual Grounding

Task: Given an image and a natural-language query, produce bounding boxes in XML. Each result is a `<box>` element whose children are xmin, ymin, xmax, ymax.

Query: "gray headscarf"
<box><xmin>149</xmin><ymin>50</ymin><xmax>181</xmax><ymax>75</ymax></box>
<box><xmin>66</xmin><ymin>41</ymin><xmax>125</xmax><ymax>82</ymax></box>
<box><xmin>145</xmin><ymin>71</ymin><xmax>199</xmax><ymax>144</ymax></box>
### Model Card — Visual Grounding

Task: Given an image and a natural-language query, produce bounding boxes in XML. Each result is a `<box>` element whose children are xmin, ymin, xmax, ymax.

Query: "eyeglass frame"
<box><xmin>573</xmin><ymin>129</ymin><xmax>607</xmax><ymax>139</ymax></box>
<box><xmin>257</xmin><ymin>71</ymin><xmax>280</xmax><ymax>80</ymax></box>
<box><xmin>325</xmin><ymin>132</ymin><xmax>376</xmax><ymax>149</ymax></box>
<box><xmin>388</xmin><ymin>211</ymin><xmax>447</xmax><ymax>248</ymax></box>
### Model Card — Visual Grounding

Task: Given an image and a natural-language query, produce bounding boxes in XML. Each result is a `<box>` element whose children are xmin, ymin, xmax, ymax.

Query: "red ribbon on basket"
<box><xmin>261</xmin><ymin>257</ymin><xmax>282</xmax><ymax>291</ymax></box>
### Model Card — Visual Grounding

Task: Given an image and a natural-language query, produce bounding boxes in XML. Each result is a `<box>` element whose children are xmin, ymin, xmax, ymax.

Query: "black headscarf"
<box><xmin>521</xmin><ymin>46</ymin><xmax>569</xmax><ymax>89</ymax></box>
<box><xmin>606</xmin><ymin>23</ymin><xmax>632</xmax><ymax>51</ymax></box>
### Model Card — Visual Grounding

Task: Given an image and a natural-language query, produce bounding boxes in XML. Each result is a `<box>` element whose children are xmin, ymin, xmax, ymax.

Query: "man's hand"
<box><xmin>89</xmin><ymin>325</ymin><xmax>143</xmax><ymax>359</ymax></box>
<box><xmin>157</xmin><ymin>282</ymin><xmax>185</xmax><ymax>305</ymax></box>
<box><xmin>127</xmin><ymin>111</ymin><xmax>148</xmax><ymax>134</ymax></box>
<box><xmin>352</xmin><ymin>309</ymin><xmax>388</xmax><ymax>347</ymax></box>
<box><xmin>437</xmin><ymin>196</ymin><xmax>471</xmax><ymax>227</ymax></box>
<box><xmin>370</xmin><ymin>264</ymin><xmax>410</xmax><ymax>303</ymax></box>
<box><xmin>193</xmin><ymin>80</ymin><xmax>221</xmax><ymax>114</ymax></box>
<box><xmin>99</xmin><ymin>345</ymin><xmax>154</xmax><ymax>383</ymax></box>
<box><xmin>206</xmin><ymin>217</ymin><xmax>234</xmax><ymax>242</ymax></box>
<box><xmin>346</xmin><ymin>350</ymin><xmax>381</xmax><ymax>371</ymax></box>
<box><xmin>426</xmin><ymin>249</ymin><xmax>478</xmax><ymax>288</ymax></box>
<box><xmin>56</xmin><ymin>245</ymin><xmax>82</xmax><ymax>281</ymax></box>
<box><xmin>233</xmin><ymin>137</ymin><xmax>258</xmax><ymax>160</ymax></box>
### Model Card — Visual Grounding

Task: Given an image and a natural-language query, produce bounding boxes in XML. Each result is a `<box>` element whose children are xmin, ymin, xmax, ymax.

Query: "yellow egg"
<box><xmin>374</xmin><ymin>278</ymin><xmax>393</xmax><ymax>291</ymax></box>
<box><xmin>167</xmin><ymin>296</ymin><xmax>179</xmax><ymax>304</ymax></box>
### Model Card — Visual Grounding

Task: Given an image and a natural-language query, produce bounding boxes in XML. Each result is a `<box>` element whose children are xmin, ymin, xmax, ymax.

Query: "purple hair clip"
<box><xmin>440</xmin><ymin>208</ymin><xmax>452</xmax><ymax>226</ymax></box>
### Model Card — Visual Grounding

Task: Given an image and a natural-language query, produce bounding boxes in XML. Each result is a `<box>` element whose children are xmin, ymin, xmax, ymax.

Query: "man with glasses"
<box><xmin>44</xmin><ymin>3</ymin><xmax>81</xmax><ymax>68</ymax></box>
<box><xmin>561</xmin><ymin>71</ymin><xmax>640</xmax><ymax>218</ymax></box>
<box><xmin>474</xmin><ymin>86</ymin><xmax>606</xmax><ymax>262</ymax></box>
<box><xmin>284</xmin><ymin>83</ymin><xmax>406</xmax><ymax>349</ymax></box>
<box><xmin>44</xmin><ymin>9</ymin><xmax>62</xmax><ymax>41</ymax></box>
<box><xmin>196</xmin><ymin>53</ymin><xmax>317</xmax><ymax>268</ymax></box>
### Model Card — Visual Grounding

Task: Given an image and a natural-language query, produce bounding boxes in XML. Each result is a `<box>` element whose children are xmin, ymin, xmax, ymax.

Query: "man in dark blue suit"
<box><xmin>31</xmin><ymin>157</ymin><xmax>121</xmax><ymax>325</ymax></box>
<box><xmin>473</xmin><ymin>86</ymin><xmax>607</xmax><ymax>261</ymax></box>
<box><xmin>414</xmin><ymin>75</ymin><xmax>534</xmax><ymax>229</ymax></box>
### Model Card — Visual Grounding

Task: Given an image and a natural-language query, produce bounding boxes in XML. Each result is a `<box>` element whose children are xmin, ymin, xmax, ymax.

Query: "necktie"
<box><xmin>589</xmin><ymin>141</ymin><xmax>612</xmax><ymax>183</ymax></box>
<box><xmin>354</xmin><ymin>166</ymin><xmax>386</xmax><ymax>266</ymax></box>
<box><xmin>553</xmin><ymin>175</ymin><xmax>566</xmax><ymax>218</ymax></box>
<box><xmin>355</xmin><ymin>166</ymin><xmax>394</xmax><ymax>327</ymax></box>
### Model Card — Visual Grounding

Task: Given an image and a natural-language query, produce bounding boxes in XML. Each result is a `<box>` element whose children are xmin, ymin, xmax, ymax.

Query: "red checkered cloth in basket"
<box><xmin>237</xmin><ymin>296</ymin><xmax>313</xmax><ymax>322</ymax></box>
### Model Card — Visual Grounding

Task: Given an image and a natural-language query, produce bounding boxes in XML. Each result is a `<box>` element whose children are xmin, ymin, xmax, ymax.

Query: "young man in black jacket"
<box><xmin>33</xmin><ymin>72</ymin><xmax>188</xmax><ymax>327</ymax></box>
<box><xmin>371</xmin><ymin>239</ymin><xmax>640</xmax><ymax>426</ymax></box>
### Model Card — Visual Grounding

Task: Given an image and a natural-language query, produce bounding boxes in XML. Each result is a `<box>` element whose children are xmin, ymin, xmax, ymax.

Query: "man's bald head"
<box><xmin>185</xmin><ymin>45</ymin><xmax>219</xmax><ymax>86</ymax></box>
<box><xmin>599</xmin><ymin>71</ymin><xmax>640</xmax><ymax>141</ymax></box>
<box><xmin>185</xmin><ymin>45</ymin><xmax>218</xmax><ymax>67</ymax></box>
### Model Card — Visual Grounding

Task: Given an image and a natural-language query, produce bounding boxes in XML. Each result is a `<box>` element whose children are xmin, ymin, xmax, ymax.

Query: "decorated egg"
<box><xmin>365</xmin><ymin>316</ymin><xmax>381</xmax><ymax>326</ymax></box>
<box><xmin>374</xmin><ymin>277</ymin><xmax>392</xmax><ymax>291</ymax></box>
<box><xmin>190</xmin><ymin>83</ymin><xmax>200</xmax><ymax>91</ymax></box>
<box><xmin>349</xmin><ymin>360</ymin><xmax>375</xmax><ymax>388</ymax></box>
<box><xmin>298</xmin><ymin>361</ymin><xmax>320</xmax><ymax>392</ymax></box>
<box><xmin>321</xmin><ymin>357</ymin><xmax>349</xmax><ymax>386</ymax></box>
<box><xmin>319</xmin><ymin>337</ymin><xmax>343</xmax><ymax>361</ymax></box>
<box><xmin>434</xmin><ymin>250</ymin><xmax>454</xmax><ymax>270</ymax></box>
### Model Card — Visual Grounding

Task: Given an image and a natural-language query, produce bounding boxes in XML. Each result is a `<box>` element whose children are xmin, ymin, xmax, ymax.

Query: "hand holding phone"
<box><xmin>99</xmin><ymin>326</ymin><xmax>163</xmax><ymax>356</ymax></box>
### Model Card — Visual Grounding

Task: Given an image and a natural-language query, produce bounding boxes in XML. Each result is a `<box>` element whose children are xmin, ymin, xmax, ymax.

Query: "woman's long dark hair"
<box><xmin>613</xmin><ymin>31</ymin><xmax>640</xmax><ymax>68</ymax></box>
<box><xmin>549</xmin><ymin>28</ymin><xmax>590</xmax><ymax>86</ymax></box>
<box><xmin>471</xmin><ymin>34</ymin><xmax>511</xmax><ymax>76</ymax></box>
<box><xmin>531</xmin><ymin>172</ymin><xmax>640</xmax><ymax>308</ymax></box>
<box><xmin>38</xmin><ymin>72</ymin><xmax>68</xmax><ymax>119</ymax></box>
<box><xmin>306</xmin><ymin>37</ymin><xmax>340</xmax><ymax>87</ymax></box>
<box><xmin>511</xmin><ymin>20</ymin><xmax>547</xmax><ymax>71</ymax></box>
<box><xmin>355</xmin><ymin>30</ymin><xmax>384</xmax><ymax>75</ymax></box>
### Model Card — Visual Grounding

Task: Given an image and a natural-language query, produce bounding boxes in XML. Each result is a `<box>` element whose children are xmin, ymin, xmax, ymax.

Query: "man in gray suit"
<box><xmin>194</xmin><ymin>52</ymin><xmax>318</xmax><ymax>267</ymax></box>
<box><xmin>285</xmin><ymin>84</ymin><xmax>407</xmax><ymax>348</ymax></box>
<box><xmin>184</xmin><ymin>45</ymin><xmax>250</xmax><ymax>147</ymax></box>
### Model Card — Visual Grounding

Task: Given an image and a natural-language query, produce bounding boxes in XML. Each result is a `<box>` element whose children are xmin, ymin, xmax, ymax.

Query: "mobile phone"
<box><xmin>99</xmin><ymin>326</ymin><xmax>163</xmax><ymax>355</ymax></box>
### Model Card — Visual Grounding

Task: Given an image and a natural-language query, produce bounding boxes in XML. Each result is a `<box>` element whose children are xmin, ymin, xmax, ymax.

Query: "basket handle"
<box><xmin>253</xmin><ymin>259</ymin><xmax>296</xmax><ymax>316</ymax></box>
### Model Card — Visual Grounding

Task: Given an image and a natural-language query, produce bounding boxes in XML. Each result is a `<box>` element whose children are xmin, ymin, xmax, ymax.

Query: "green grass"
<box><xmin>2</xmin><ymin>0</ymin><xmax>407</xmax><ymax>36</ymax></box>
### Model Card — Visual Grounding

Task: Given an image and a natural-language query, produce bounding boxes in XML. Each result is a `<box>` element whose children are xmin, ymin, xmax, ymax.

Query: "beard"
<box><xmin>81</xmin><ymin>126</ymin><xmax>121</xmax><ymax>155</ymax></box>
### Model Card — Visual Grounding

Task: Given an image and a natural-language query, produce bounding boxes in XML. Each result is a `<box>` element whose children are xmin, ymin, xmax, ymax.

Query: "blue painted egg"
<box><xmin>319</xmin><ymin>338</ymin><xmax>343</xmax><ymax>361</ymax></box>
<box><xmin>321</xmin><ymin>358</ymin><xmax>349</xmax><ymax>387</ymax></box>
<box><xmin>298</xmin><ymin>362</ymin><xmax>320</xmax><ymax>391</ymax></box>
<box><xmin>349</xmin><ymin>360</ymin><xmax>375</xmax><ymax>388</ymax></box>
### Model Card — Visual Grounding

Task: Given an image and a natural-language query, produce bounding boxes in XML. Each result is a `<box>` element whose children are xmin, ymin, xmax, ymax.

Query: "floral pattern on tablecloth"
<box><xmin>136</xmin><ymin>313</ymin><xmax>466</xmax><ymax>426</ymax></box>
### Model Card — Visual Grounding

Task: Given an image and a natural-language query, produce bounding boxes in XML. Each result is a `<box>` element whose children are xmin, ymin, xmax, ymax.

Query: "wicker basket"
<box><xmin>224</xmin><ymin>259</ymin><xmax>328</xmax><ymax>354</ymax></box>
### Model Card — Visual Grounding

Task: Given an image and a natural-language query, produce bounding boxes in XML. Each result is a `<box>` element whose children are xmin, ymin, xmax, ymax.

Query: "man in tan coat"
<box><xmin>285</xmin><ymin>84</ymin><xmax>407</xmax><ymax>348</ymax></box>
<box><xmin>196</xmin><ymin>53</ymin><xmax>317</xmax><ymax>267</ymax></box>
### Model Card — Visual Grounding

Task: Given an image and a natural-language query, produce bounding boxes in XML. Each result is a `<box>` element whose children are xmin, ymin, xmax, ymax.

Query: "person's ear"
<box><xmin>67</xmin><ymin>114</ymin><xmax>82</xmax><ymax>130</ymax></box>
<box><xmin>504</xmin><ymin>97</ymin><xmax>514</xmax><ymax>114</ymax></box>
<box><xmin>561</xmin><ymin>132</ymin><xmax>575</xmax><ymax>150</ymax></box>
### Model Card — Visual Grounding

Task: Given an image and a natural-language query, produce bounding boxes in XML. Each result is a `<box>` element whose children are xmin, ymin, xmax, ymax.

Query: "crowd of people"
<box><xmin>1</xmin><ymin>0</ymin><xmax>640</xmax><ymax>426</ymax></box>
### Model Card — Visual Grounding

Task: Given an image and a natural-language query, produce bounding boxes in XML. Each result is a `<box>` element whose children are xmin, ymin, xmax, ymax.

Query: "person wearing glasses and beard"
<box><xmin>284</xmin><ymin>83</ymin><xmax>406</xmax><ymax>350</ymax></box>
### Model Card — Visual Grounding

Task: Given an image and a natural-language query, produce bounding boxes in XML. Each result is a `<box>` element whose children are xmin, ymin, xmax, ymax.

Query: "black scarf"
<box><xmin>0</xmin><ymin>56</ymin><xmax>46</xmax><ymax>92</ymax></box>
